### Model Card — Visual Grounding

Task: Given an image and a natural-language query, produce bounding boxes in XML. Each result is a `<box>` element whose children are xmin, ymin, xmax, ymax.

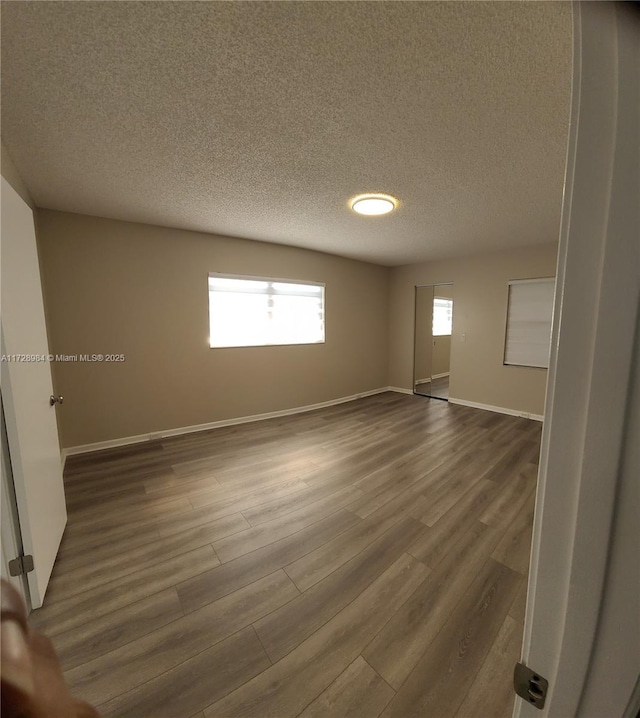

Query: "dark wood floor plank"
<box><xmin>213</xmin><ymin>456</ymin><xmax>319</xmax><ymax>488</ymax></box>
<box><xmin>63</xmin><ymin>496</ymin><xmax>193</xmax><ymax>535</ymax></box>
<box><xmin>148</xmin><ymin>468</ymin><xmax>308</xmax><ymax>505</ymax></box>
<box><xmin>203</xmin><ymin>554</ymin><xmax>428</xmax><ymax>718</ymax></box>
<box><xmin>46</xmin><ymin>513</ymin><xmax>248</xmax><ymax>601</ymax></box>
<box><xmin>241</xmin><ymin>479</ymin><xmax>354</xmax><ymax>527</ymax></box>
<box><xmin>65</xmin><ymin>483</ymin><xmax>148</xmax><ymax>513</ymax></box>
<box><xmin>491</xmin><ymin>489</ymin><xmax>536</xmax><ymax>576</ymax></box>
<box><xmin>188</xmin><ymin>475</ymin><xmax>308</xmax><ymax>510</ymax></box>
<box><xmin>410</xmin><ymin>463</ymin><xmax>485</xmax><ymax>527</ymax></box>
<box><xmin>66</xmin><ymin>570</ymin><xmax>298</xmax><ymax>707</ymax></box>
<box><xmin>409</xmin><ymin>433</ymin><xmax>532</xmax><ymax>527</ymax></box>
<box><xmin>363</xmin><ymin>521</ymin><xmax>501</xmax><ymax>689</ymax></box>
<box><xmin>255</xmin><ymin>516</ymin><xmax>427</xmax><ymax>662</ymax></box>
<box><xmin>345</xmin><ymin>430</ymin><xmax>472</xmax><ymax>519</ymax></box>
<box><xmin>30</xmin><ymin>546</ymin><xmax>220</xmax><ymax>637</ymax></box>
<box><xmin>406</xmin><ymin>478</ymin><xmax>498</xmax><ymax>568</ymax></box>
<box><xmin>176</xmin><ymin>510</ymin><xmax>361</xmax><ymax>615</ymax></box>
<box><xmin>98</xmin><ymin>626</ymin><xmax>271</xmax><ymax>718</ymax></box>
<box><xmin>212</xmin><ymin>485</ymin><xmax>363</xmax><ymax>563</ymax></box>
<box><xmin>508</xmin><ymin>576</ymin><xmax>529</xmax><ymax>625</ymax></box>
<box><xmin>64</xmin><ymin>493</ymin><xmax>187</xmax><ymax>536</ymax></box>
<box><xmin>283</xmin><ymin>503</ymin><xmax>410</xmax><ymax>592</ymax></box>
<box><xmin>480</xmin><ymin>464</ymin><xmax>537</xmax><ymax>529</ymax></box>
<box><xmin>483</xmin><ymin>440</ymin><xmax>540</xmax><ymax>484</ymax></box>
<box><xmin>455</xmin><ymin>614</ymin><xmax>523</xmax><ymax>718</ymax></box>
<box><xmin>53</xmin><ymin>588</ymin><xmax>183</xmax><ymax>671</ymax></box>
<box><xmin>51</xmin><ymin>522</ymin><xmax>163</xmax><ymax>572</ymax></box>
<box><xmin>380</xmin><ymin>559</ymin><xmax>521</xmax><ymax>718</ymax></box>
<box><xmin>298</xmin><ymin>656</ymin><xmax>395</xmax><ymax>718</ymax></box>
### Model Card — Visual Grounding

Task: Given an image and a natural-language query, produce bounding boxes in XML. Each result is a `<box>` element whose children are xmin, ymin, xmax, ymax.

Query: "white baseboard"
<box><xmin>61</xmin><ymin>387</ymin><xmax>394</xmax><ymax>460</ymax></box>
<box><xmin>387</xmin><ymin>386</ymin><xmax>414</xmax><ymax>395</ymax></box>
<box><xmin>448</xmin><ymin>397</ymin><xmax>544</xmax><ymax>422</ymax></box>
<box><xmin>413</xmin><ymin>373</ymin><xmax>449</xmax><ymax>385</ymax></box>
<box><xmin>60</xmin><ymin>387</ymin><xmax>543</xmax><ymax>465</ymax></box>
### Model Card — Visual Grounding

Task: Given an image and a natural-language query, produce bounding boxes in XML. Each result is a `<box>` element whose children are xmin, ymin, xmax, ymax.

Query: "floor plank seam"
<box><xmin>57</xmin><ymin>590</ymin><xmax>189</xmax><ymax>671</ymax></box>
<box><xmin>216</xmin><ymin>504</ymin><xmax>361</xmax><ymax>565</ymax></box>
<box><xmin>354</xmin><ymin>550</ymin><xmax>434</xmax><ymax>671</ymax></box>
<box><xmin>250</xmin><ymin>625</ymin><xmax>274</xmax><ymax>667</ymax></box>
<box><xmin>281</xmin><ymin>511</ymin><xmax>410</xmax><ymax>595</ymax></box>
<box><xmin>208</xmin><ymin>543</ymin><xmax>222</xmax><ymax>567</ymax></box>
<box><xmin>379</xmin><ymin>554</ymin><xmax>497</xmax><ymax>695</ymax></box>
<box><xmin>282</xmin><ymin>565</ymin><xmax>303</xmax><ymax>594</ymax></box>
<box><xmin>94</xmin><ymin>624</ymin><xmax>265</xmax><ymax>714</ymax></box>
<box><xmin>50</xmin><ymin>524</ymin><xmax>227</xmax><ymax>594</ymax></box>
<box><xmin>360</xmin><ymin>654</ymin><xmax>398</xmax><ymax>696</ymax></box>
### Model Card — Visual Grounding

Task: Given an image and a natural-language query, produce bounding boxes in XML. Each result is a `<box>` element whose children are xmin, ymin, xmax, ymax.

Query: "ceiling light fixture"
<box><xmin>350</xmin><ymin>193</ymin><xmax>398</xmax><ymax>216</ymax></box>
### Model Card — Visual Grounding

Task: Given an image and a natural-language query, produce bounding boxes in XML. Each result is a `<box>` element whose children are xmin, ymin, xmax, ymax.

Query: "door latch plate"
<box><xmin>514</xmin><ymin>662</ymin><xmax>548</xmax><ymax>709</ymax></box>
<box><xmin>8</xmin><ymin>554</ymin><xmax>34</xmax><ymax>577</ymax></box>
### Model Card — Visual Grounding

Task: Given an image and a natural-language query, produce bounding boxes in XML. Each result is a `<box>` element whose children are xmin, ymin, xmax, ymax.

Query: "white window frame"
<box><xmin>503</xmin><ymin>277</ymin><xmax>555</xmax><ymax>369</ymax></box>
<box><xmin>208</xmin><ymin>272</ymin><xmax>325</xmax><ymax>349</ymax></box>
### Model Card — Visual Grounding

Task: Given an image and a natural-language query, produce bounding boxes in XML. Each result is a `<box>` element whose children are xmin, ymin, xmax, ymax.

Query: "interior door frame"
<box><xmin>1</xmin><ymin>177</ymin><xmax>68</xmax><ymax>610</ymax></box>
<box><xmin>412</xmin><ymin>281</ymin><xmax>453</xmax><ymax>400</ymax></box>
<box><xmin>0</xmin><ymin>396</ymin><xmax>30</xmax><ymax>607</ymax></box>
<box><xmin>514</xmin><ymin>3</ymin><xmax>639</xmax><ymax>716</ymax></box>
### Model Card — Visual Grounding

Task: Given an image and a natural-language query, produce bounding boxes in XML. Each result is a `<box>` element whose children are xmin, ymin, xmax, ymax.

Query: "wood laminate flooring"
<box><xmin>31</xmin><ymin>392</ymin><xmax>541</xmax><ymax>718</ymax></box>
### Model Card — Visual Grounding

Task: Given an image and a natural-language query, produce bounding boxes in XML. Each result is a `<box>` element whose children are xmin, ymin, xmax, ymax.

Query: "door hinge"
<box><xmin>8</xmin><ymin>554</ymin><xmax>34</xmax><ymax>577</ymax></box>
<box><xmin>514</xmin><ymin>662</ymin><xmax>549</xmax><ymax>710</ymax></box>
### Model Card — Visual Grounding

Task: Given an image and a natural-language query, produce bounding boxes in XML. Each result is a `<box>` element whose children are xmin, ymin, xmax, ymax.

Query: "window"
<box><xmin>433</xmin><ymin>297</ymin><xmax>453</xmax><ymax>336</ymax></box>
<box><xmin>208</xmin><ymin>274</ymin><xmax>325</xmax><ymax>348</ymax></box>
<box><xmin>504</xmin><ymin>278</ymin><xmax>555</xmax><ymax>368</ymax></box>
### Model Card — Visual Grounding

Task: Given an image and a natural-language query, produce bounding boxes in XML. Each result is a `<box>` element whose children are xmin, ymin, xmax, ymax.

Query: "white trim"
<box><xmin>449</xmin><ymin>397</ymin><xmax>544</xmax><ymax>422</ymax></box>
<box><xmin>508</xmin><ymin>277</ymin><xmax>555</xmax><ymax>286</ymax></box>
<box><xmin>60</xmin><ymin>385</ymin><xmax>540</xmax><ymax>463</ymax></box>
<box><xmin>431</xmin><ymin>372</ymin><xmax>450</xmax><ymax>380</ymax></box>
<box><xmin>516</xmin><ymin>4</ymin><xmax>640</xmax><ymax>717</ymax></box>
<box><xmin>388</xmin><ymin>386</ymin><xmax>414</xmax><ymax>396</ymax></box>
<box><xmin>61</xmin><ymin>387</ymin><xmax>392</xmax><ymax>458</ymax></box>
<box><xmin>208</xmin><ymin>272</ymin><xmax>325</xmax><ymax>289</ymax></box>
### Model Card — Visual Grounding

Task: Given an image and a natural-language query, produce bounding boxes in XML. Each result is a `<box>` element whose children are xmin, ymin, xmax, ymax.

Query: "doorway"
<box><xmin>413</xmin><ymin>283</ymin><xmax>454</xmax><ymax>400</ymax></box>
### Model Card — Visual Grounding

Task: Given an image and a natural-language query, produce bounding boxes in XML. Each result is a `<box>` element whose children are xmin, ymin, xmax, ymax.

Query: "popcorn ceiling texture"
<box><xmin>1</xmin><ymin>1</ymin><xmax>572</xmax><ymax>266</ymax></box>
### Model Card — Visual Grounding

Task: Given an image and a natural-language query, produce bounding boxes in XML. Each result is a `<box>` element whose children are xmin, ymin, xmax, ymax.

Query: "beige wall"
<box><xmin>36</xmin><ymin>210</ymin><xmax>390</xmax><ymax>448</ymax></box>
<box><xmin>28</xmin><ymin>205</ymin><xmax>557</xmax><ymax>446</ymax></box>
<box><xmin>389</xmin><ymin>243</ymin><xmax>558</xmax><ymax>416</ymax></box>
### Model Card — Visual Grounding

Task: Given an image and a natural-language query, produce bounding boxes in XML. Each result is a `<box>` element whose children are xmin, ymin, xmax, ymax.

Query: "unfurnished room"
<box><xmin>1</xmin><ymin>2</ymin><xmax>638</xmax><ymax>718</ymax></box>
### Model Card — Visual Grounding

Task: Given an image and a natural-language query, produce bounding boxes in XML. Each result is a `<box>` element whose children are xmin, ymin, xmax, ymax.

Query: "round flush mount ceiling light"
<box><xmin>350</xmin><ymin>193</ymin><xmax>398</xmax><ymax>216</ymax></box>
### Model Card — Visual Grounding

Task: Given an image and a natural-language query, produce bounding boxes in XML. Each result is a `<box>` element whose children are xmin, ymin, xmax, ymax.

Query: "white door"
<box><xmin>514</xmin><ymin>3</ymin><xmax>640</xmax><ymax>717</ymax></box>
<box><xmin>1</xmin><ymin>404</ymin><xmax>29</xmax><ymax>604</ymax></box>
<box><xmin>1</xmin><ymin>177</ymin><xmax>67</xmax><ymax>609</ymax></box>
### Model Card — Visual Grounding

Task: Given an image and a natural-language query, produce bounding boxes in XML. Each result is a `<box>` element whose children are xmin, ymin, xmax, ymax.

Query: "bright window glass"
<box><xmin>208</xmin><ymin>275</ymin><xmax>325</xmax><ymax>348</ymax></box>
<box><xmin>433</xmin><ymin>297</ymin><xmax>453</xmax><ymax>336</ymax></box>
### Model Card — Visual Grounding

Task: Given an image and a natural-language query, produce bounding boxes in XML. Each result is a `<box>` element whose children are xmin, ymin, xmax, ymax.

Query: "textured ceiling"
<box><xmin>1</xmin><ymin>1</ymin><xmax>572</xmax><ymax>266</ymax></box>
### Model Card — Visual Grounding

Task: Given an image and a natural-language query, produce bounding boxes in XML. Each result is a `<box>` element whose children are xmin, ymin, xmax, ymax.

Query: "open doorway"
<box><xmin>413</xmin><ymin>283</ymin><xmax>453</xmax><ymax>400</ymax></box>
